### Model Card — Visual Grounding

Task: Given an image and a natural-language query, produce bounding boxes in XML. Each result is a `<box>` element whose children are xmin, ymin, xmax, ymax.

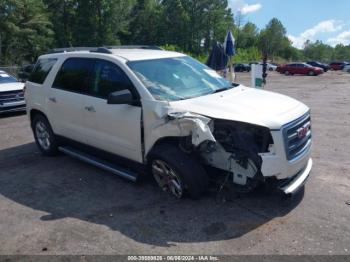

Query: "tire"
<box><xmin>308</xmin><ymin>71</ymin><xmax>315</xmax><ymax>76</ymax></box>
<box><xmin>149</xmin><ymin>144</ymin><xmax>209</xmax><ymax>199</ymax></box>
<box><xmin>284</xmin><ymin>71</ymin><xmax>290</xmax><ymax>76</ymax></box>
<box><xmin>32</xmin><ymin>114</ymin><xmax>59</xmax><ymax>156</ymax></box>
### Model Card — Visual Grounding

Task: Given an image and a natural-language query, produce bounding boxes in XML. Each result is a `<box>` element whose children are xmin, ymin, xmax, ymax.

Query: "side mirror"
<box><xmin>107</xmin><ymin>89</ymin><xmax>140</xmax><ymax>106</ymax></box>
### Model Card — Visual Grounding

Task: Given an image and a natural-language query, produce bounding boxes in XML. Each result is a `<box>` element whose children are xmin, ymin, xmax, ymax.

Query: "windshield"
<box><xmin>0</xmin><ymin>72</ymin><xmax>18</xmax><ymax>84</ymax></box>
<box><xmin>128</xmin><ymin>56</ymin><xmax>232</xmax><ymax>101</ymax></box>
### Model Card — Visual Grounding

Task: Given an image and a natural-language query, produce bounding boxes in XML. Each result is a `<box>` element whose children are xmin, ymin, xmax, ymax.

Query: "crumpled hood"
<box><xmin>0</xmin><ymin>82</ymin><xmax>24</xmax><ymax>92</ymax></box>
<box><xmin>169</xmin><ymin>85</ymin><xmax>309</xmax><ymax>130</ymax></box>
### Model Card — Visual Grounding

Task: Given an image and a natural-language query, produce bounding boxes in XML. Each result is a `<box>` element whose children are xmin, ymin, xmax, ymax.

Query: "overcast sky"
<box><xmin>228</xmin><ymin>0</ymin><xmax>350</xmax><ymax>48</ymax></box>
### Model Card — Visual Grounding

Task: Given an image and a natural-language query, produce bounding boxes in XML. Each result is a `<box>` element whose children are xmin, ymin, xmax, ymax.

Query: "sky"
<box><xmin>228</xmin><ymin>0</ymin><xmax>350</xmax><ymax>49</ymax></box>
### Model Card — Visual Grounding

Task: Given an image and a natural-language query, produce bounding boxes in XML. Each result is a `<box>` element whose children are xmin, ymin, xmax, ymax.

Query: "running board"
<box><xmin>58</xmin><ymin>146</ymin><xmax>138</xmax><ymax>182</ymax></box>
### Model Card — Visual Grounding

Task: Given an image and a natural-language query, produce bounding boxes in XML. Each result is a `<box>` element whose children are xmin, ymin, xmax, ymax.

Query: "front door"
<box><xmin>82</xmin><ymin>59</ymin><xmax>143</xmax><ymax>163</ymax></box>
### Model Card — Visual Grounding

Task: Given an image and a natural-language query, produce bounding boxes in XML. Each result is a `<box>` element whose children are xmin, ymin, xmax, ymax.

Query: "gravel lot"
<box><xmin>0</xmin><ymin>71</ymin><xmax>350</xmax><ymax>255</ymax></box>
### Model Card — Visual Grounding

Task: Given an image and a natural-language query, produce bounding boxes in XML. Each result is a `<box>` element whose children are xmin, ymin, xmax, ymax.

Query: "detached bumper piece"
<box><xmin>279</xmin><ymin>158</ymin><xmax>313</xmax><ymax>194</ymax></box>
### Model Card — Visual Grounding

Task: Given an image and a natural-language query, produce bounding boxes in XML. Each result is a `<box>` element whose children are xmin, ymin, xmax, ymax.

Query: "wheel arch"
<box><xmin>30</xmin><ymin>109</ymin><xmax>49</xmax><ymax>128</ymax></box>
<box><xmin>145</xmin><ymin>136</ymin><xmax>183</xmax><ymax>163</ymax></box>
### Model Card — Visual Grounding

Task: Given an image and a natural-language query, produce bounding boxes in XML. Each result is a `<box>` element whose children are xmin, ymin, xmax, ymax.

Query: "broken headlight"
<box><xmin>213</xmin><ymin>120</ymin><xmax>273</xmax><ymax>154</ymax></box>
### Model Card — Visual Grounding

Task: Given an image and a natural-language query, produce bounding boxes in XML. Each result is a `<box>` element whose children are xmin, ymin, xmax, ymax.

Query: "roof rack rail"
<box><xmin>104</xmin><ymin>45</ymin><xmax>163</xmax><ymax>50</ymax></box>
<box><xmin>46</xmin><ymin>45</ymin><xmax>163</xmax><ymax>55</ymax></box>
<box><xmin>47</xmin><ymin>47</ymin><xmax>113</xmax><ymax>54</ymax></box>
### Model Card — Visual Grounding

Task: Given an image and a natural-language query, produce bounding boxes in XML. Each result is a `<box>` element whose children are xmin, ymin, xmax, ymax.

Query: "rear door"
<box><xmin>82</xmin><ymin>59</ymin><xmax>143</xmax><ymax>163</ymax></box>
<box><xmin>47</xmin><ymin>58</ymin><xmax>94</xmax><ymax>143</ymax></box>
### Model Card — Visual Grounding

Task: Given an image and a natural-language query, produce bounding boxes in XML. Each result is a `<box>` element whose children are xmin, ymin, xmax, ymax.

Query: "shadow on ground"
<box><xmin>0</xmin><ymin>142</ymin><xmax>304</xmax><ymax>247</ymax></box>
<box><xmin>0</xmin><ymin>111</ymin><xmax>26</xmax><ymax>119</ymax></box>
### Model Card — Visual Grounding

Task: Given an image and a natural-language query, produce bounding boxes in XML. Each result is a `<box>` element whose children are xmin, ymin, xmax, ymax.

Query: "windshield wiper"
<box><xmin>212</xmin><ymin>86</ymin><xmax>232</xmax><ymax>94</ymax></box>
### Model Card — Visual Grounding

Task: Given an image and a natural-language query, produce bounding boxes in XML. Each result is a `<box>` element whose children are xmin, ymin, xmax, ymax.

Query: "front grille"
<box><xmin>0</xmin><ymin>90</ymin><xmax>24</xmax><ymax>104</ymax></box>
<box><xmin>283</xmin><ymin>112</ymin><xmax>312</xmax><ymax>160</ymax></box>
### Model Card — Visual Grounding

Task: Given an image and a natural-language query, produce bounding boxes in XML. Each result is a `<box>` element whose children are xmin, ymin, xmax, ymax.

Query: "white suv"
<box><xmin>25</xmin><ymin>46</ymin><xmax>312</xmax><ymax>199</ymax></box>
<box><xmin>0</xmin><ymin>70</ymin><xmax>25</xmax><ymax>113</ymax></box>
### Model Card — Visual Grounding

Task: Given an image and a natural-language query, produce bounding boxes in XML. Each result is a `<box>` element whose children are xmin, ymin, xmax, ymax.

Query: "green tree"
<box><xmin>163</xmin><ymin>0</ymin><xmax>234</xmax><ymax>54</ymax></box>
<box><xmin>333</xmin><ymin>44</ymin><xmax>350</xmax><ymax>61</ymax></box>
<box><xmin>0</xmin><ymin>0</ymin><xmax>53</xmax><ymax>64</ymax></box>
<box><xmin>43</xmin><ymin>0</ymin><xmax>76</xmax><ymax>47</ymax></box>
<box><xmin>124</xmin><ymin>0</ymin><xmax>163</xmax><ymax>45</ymax></box>
<box><xmin>258</xmin><ymin>18</ymin><xmax>289</xmax><ymax>60</ymax></box>
<box><xmin>303</xmin><ymin>40</ymin><xmax>333</xmax><ymax>62</ymax></box>
<box><xmin>201</xmin><ymin>0</ymin><xmax>234</xmax><ymax>50</ymax></box>
<box><xmin>238</xmin><ymin>22</ymin><xmax>258</xmax><ymax>49</ymax></box>
<box><xmin>73</xmin><ymin>0</ymin><xmax>135</xmax><ymax>46</ymax></box>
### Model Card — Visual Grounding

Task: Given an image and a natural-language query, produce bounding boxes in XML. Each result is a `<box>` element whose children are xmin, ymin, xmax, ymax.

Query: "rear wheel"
<box><xmin>32</xmin><ymin>114</ymin><xmax>58</xmax><ymax>156</ymax></box>
<box><xmin>149</xmin><ymin>144</ymin><xmax>209</xmax><ymax>199</ymax></box>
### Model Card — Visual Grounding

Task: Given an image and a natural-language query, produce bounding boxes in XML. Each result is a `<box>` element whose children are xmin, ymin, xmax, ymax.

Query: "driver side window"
<box><xmin>91</xmin><ymin>60</ymin><xmax>134</xmax><ymax>99</ymax></box>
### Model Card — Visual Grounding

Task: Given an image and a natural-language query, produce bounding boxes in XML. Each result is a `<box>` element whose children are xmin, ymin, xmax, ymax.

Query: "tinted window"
<box><xmin>91</xmin><ymin>60</ymin><xmax>134</xmax><ymax>99</ymax></box>
<box><xmin>29</xmin><ymin>58</ymin><xmax>57</xmax><ymax>84</ymax></box>
<box><xmin>53</xmin><ymin>58</ymin><xmax>94</xmax><ymax>94</ymax></box>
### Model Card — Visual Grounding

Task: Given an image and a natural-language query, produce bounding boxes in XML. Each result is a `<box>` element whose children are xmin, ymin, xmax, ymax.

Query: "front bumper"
<box><xmin>279</xmin><ymin>158</ymin><xmax>312</xmax><ymax>194</ymax></box>
<box><xmin>0</xmin><ymin>100</ymin><xmax>26</xmax><ymax>114</ymax></box>
<box><xmin>260</xmin><ymin>130</ymin><xmax>312</xmax><ymax>179</ymax></box>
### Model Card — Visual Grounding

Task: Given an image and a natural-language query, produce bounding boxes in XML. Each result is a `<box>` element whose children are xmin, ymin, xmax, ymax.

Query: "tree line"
<box><xmin>1</xmin><ymin>0</ymin><xmax>350</xmax><ymax>65</ymax></box>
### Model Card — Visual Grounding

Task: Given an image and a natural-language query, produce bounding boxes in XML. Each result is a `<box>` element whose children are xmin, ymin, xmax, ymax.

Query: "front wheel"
<box><xmin>149</xmin><ymin>144</ymin><xmax>209</xmax><ymax>199</ymax></box>
<box><xmin>308</xmin><ymin>71</ymin><xmax>315</xmax><ymax>76</ymax></box>
<box><xmin>32</xmin><ymin>114</ymin><xmax>59</xmax><ymax>156</ymax></box>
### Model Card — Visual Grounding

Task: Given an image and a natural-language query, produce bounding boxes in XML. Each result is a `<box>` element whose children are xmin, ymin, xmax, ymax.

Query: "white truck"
<box><xmin>25</xmin><ymin>46</ymin><xmax>312</xmax><ymax>199</ymax></box>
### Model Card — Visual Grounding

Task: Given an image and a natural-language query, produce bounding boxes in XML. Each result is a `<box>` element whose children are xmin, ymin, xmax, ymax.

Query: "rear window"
<box><xmin>29</xmin><ymin>58</ymin><xmax>57</xmax><ymax>84</ymax></box>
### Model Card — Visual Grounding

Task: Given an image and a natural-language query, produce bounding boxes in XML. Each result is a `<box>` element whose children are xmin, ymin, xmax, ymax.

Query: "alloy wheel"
<box><xmin>35</xmin><ymin>121</ymin><xmax>51</xmax><ymax>150</ymax></box>
<box><xmin>152</xmin><ymin>159</ymin><xmax>184</xmax><ymax>198</ymax></box>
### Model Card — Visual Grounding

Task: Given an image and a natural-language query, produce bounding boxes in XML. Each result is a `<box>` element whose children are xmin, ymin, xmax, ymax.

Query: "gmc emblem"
<box><xmin>297</xmin><ymin>125</ymin><xmax>309</xmax><ymax>139</ymax></box>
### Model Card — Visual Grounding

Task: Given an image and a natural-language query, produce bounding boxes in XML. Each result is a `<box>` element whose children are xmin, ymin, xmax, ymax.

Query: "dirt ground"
<box><xmin>0</xmin><ymin>71</ymin><xmax>350</xmax><ymax>255</ymax></box>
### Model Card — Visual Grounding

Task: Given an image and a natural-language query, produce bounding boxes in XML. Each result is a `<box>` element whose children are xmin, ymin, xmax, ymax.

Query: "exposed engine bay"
<box><xmin>198</xmin><ymin>119</ymin><xmax>274</xmax><ymax>191</ymax></box>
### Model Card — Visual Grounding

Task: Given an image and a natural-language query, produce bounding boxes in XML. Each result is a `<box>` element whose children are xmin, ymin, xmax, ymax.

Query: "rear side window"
<box><xmin>91</xmin><ymin>60</ymin><xmax>134</xmax><ymax>99</ymax></box>
<box><xmin>53</xmin><ymin>58</ymin><xmax>94</xmax><ymax>94</ymax></box>
<box><xmin>29</xmin><ymin>58</ymin><xmax>57</xmax><ymax>84</ymax></box>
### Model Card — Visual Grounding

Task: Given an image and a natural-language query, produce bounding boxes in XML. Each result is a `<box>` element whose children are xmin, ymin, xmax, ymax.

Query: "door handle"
<box><xmin>84</xmin><ymin>106</ymin><xmax>96</xmax><ymax>112</ymax></box>
<box><xmin>48</xmin><ymin>97</ymin><xmax>56</xmax><ymax>103</ymax></box>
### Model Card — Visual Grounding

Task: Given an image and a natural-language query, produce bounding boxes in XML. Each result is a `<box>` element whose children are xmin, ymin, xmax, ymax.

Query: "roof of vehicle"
<box><xmin>41</xmin><ymin>46</ymin><xmax>186</xmax><ymax>62</ymax></box>
<box><xmin>109</xmin><ymin>49</ymin><xmax>186</xmax><ymax>61</ymax></box>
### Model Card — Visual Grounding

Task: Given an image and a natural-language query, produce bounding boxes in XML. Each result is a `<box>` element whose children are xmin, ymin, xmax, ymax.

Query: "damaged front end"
<box><xmin>144</xmin><ymin>102</ymin><xmax>274</xmax><ymax>192</ymax></box>
<box><xmin>199</xmin><ymin>120</ymin><xmax>274</xmax><ymax>191</ymax></box>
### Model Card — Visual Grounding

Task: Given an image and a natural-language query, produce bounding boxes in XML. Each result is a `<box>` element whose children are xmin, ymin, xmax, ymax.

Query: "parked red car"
<box><xmin>329</xmin><ymin>62</ymin><xmax>346</xmax><ymax>71</ymax></box>
<box><xmin>277</xmin><ymin>63</ymin><xmax>323</xmax><ymax>76</ymax></box>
